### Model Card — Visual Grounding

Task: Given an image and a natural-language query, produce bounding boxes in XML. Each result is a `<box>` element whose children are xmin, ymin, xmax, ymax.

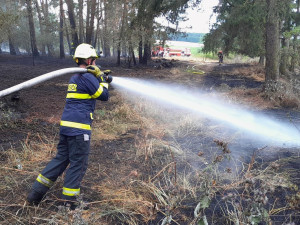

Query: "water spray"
<box><xmin>1</xmin><ymin>68</ymin><xmax>299</xmax><ymax>147</ymax></box>
<box><xmin>112</xmin><ymin>77</ymin><xmax>300</xmax><ymax>147</ymax></box>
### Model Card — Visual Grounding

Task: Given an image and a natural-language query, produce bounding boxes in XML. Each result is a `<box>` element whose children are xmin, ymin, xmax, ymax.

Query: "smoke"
<box><xmin>112</xmin><ymin>77</ymin><xmax>300</xmax><ymax>147</ymax></box>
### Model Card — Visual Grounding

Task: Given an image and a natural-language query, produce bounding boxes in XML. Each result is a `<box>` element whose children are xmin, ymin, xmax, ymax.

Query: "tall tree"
<box><xmin>264</xmin><ymin>0</ymin><xmax>290</xmax><ymax>87</ymax></box>
<box><xmin>265</xmin><ymin>0</ymin><xmax>280</xmax><ymax>86</ymax></box>
<box><xmin>203</xmin><ymin>0</ymin><xmax>291</xmax><ymax>86</ymax></box>
<box><xmin>289</xmin><ymin>0</ymin><xmax>300</xmax><ymax>72</ymax></box>
<box><xmin>26</xmin><ymin>0</ymin><xmax>40</xmax><ymax>57</ymax></box>
<box><xmin>65</xmin><ymin>0</ymin><xmax>79</xmax><ymax>51</ymax></box>
<box><xmin>40</xmin><ymin>0</ymin><xmax>55</xmax><ymax>56</ymax></box>
<box><xmin>117</xmin><ymin>0</ymin><xmax>128</xmax><ymax>65</ymax></box>
<box><xmin>34</xmin><ymin>0</ymin><xmax>46</xmax><ymax>55</ymax></box>
<box><xmin>5</xmin><ymin>0</ymin><xmax>18</xmax><ymax>55</ymax></box>
<box><xmin>103</xmin><ymin>0</ymin><xmax>111</xmax><ymax>57</ymax></box>
<box><xmin>59</xmin><ymin>0</ymin><xmax>65</xmax><ymax>58</ymax></box>
<box><xmin>8</xmin><ymin>32</ymin><xmax>17</xmax><ymax>55</ymax></box>
<box><xmin>93</xmin><ymin>1</ymin><xmax>102</xmax><ymax>48</ymax></box>
<box><xmin>78</xmin><ymin>0</ymin><xmax>84</xmax><ymax>43</ymax></box>
<box><xmin>86</xmin><ymin>0</ymin><xmax>96</xmax><ymax>44</ymax></box>
<box><xmin>203</xmin><ymin>0</ymin><xmax>266</xmax><ymax>57</ymax></box>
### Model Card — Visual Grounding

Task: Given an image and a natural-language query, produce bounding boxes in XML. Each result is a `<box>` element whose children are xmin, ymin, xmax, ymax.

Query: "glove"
<box><xmin>87</xmin><ymin>65</ymin><xmax>103</xmax><ymax>78</ymax></box>
<box><xmin>103</xmin><ymin>70</ymin><xmax>111</xmax><ymax>75</ymax></box>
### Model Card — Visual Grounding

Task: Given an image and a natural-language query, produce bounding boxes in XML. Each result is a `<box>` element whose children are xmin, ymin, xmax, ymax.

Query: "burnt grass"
<box><xmin>0</xmin><ymin>55</ymin><xmax>299</xmax><ymax>224</ymax></box>
<box><xmin>203</xmin><ymin>64</ymin><xmax>263</xmax><ymax>89</ymax></box>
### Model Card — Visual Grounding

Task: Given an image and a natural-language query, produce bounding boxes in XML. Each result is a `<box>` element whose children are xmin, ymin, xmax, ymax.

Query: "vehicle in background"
<box><xmin>152</xmin><ymin>45</ymin><xmax>165</xmax><ymax>57</ymax></box>
<box><xmin>152</xmin><ymin>45</ymin><xmax>192</xmax><ymax>57</ymax></box>
<box><xmin>182</xmin><ymin>48</ymin><xmax>191</xmax><ymax>57</ymax></box>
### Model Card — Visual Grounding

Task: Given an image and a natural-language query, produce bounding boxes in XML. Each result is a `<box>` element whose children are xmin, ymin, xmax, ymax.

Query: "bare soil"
<box><xmin>0</xmin><ymin>54</ymin><xmax>299</xmax><ymax>224</ymax></box>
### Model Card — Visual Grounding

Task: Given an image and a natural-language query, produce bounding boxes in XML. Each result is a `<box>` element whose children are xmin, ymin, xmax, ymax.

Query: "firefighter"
<box><xmin>218</xmin><ymin>50</ymin><xmax>223</xmax><ymax>64</ymax></box>
<box><xmin>70</xmin><ymin>42</ymin><xmax>75</xmax><ymax>56</ymax></box>
<box><xmin>27</xmin><ymin>43</ymin><xmax>111</xmax><ymax>210</ymax></box>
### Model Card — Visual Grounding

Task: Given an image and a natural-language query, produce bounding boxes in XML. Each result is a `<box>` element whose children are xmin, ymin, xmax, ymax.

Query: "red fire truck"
<box><xmin>152</xmin><ymin>46</ymin><xmax>165</xmax><ymax>57</ymax></box>
<box><xmin>152</xmin><ymin>46</ymin><xmax>192</xmax><ymax>57</ymax></box>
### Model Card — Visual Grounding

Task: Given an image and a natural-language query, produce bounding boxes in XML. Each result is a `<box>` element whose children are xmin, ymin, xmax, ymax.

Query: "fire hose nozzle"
<box><xmin>102</xmin><ymin>70</ymin><xmax>113</xmax><ymax>83</ymax></box>
<box><xmin>104</xmin><ymin>74</ymin><xmax>113</xmax><ymax>83</ymax></box>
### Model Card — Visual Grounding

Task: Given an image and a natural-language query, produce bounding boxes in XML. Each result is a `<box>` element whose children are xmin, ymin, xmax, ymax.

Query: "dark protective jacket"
<box><xmin>60</xmin><ymin>72</ymin><xmax>109</xmax><ymax>136</ymax></box>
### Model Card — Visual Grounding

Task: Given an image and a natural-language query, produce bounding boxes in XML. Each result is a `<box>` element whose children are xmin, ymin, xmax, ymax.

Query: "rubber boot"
<box><xmin>27</xmin><ymin>190</ymin><xmax>44</xmax><ymax>206</ymax></box>
<box><xmin>63</xmin><ymin>199</ymin><xmax>89</xmax><ymax>210</ymax></box>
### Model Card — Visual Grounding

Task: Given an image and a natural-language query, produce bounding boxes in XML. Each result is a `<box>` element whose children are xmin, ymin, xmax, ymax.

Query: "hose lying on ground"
<box><xmin>0</xmin><ymin>68</ymin><xmax>87</xmax><ymax>98</ymax></box>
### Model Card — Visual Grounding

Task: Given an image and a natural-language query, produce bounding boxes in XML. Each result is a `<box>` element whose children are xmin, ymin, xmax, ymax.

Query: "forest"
<box><xmin>0</xmin><ymin>0</ymin><xmax>202</xmax><ymax>66</ymax></box>
<box><xmin>0</xmin><ymin>0</ymin><xmax>300</xmax><ymax>225</ymax></box>
<box><xmin>1</xmin><ymin>0</ymin><xmax>300</xmax><ymax>89</ymax></box>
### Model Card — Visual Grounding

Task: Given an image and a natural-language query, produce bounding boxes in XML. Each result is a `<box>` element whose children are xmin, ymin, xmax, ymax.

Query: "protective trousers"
<box><xmin>31</xmin><ymin>134</ymin><xmax>90</xmax><ymax>201</ymax></box>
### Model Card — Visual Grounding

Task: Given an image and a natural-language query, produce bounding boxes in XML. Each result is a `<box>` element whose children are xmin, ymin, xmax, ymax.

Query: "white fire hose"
<box><xmin>0</xmin><ymin>68</ymin><xmax>87</xmax><ymax>98</ymax></box>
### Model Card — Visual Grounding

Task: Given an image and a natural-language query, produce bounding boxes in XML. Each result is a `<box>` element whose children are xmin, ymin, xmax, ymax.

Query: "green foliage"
<box><xmin>198</xmin><ymin>216</ymin><xmax>208</xmax><ymax>225</ymax></box>
<box><xmin>202</xmin><ymin>27</ymin><xmax>223</xmax><ymax>54</ymax></box>
<box><xmin>203</xmin><ymin>0</ymin><xmax>292</xmax><ymax>62</ymax></box>
<box><xmin>0</xmin><ymin>8</ymin><xmax>19</xmax><ymax>43</ymax></box>
<box><xmin>283</xmin><ymin>25</ymin><xmax>300</xmax><ymax>38</ymax></box>
<box><xmin>203</xmin><ymin>0</ymin><xmax>267</xmax><ymax>57</ymax></box>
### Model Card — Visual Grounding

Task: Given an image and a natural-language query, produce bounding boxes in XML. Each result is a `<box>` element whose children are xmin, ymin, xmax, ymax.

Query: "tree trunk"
<box><xmin>34</xmin><ymin>0</ymin><xmax>46</xmax><ymax>55</ymax></box>
<box><xmin>63</xmin><ymin>13</ymin><xmax>72</xmax><ymax>54</ymax></box>
<box><xmin>290</xmin><ymin>37</ymin><xmax>298</xmax><ymax>72</ymax></box>
<box><xmin>26</xmin><ymin>0</ymin><xmax>40</xmax><ymax>57</ymax></box>
<box><xmin>93</xmin><ymin>1</ymin><xmax>102</xmax><ymax>48</ymax></box>
<box><xmin>292</xmin><ymin>1</ymin><xmax>300</xmax><ymax>71</ymax></box>
<box><xmin>78</xmin><ymin>0</ymin><xmax>84</xmax><ymax>43</ymax></box>
<box><xmin>117</xmin><ymin>0</ymin><xmax>127</xmax><ymax>66</ymax></box>
<box><xmin>65</xmin><ymin>0</ymin><xmax>79</xmax><ymax>51</ymax></box>
<box><xmin>280</xmin><ymin>38</ymin><xmax>289</xmax><ymax>75</ymax></box>
<box><xmin>8</xmin><ymin>33</ymin><xmax>16</xmax><ymax>55</ymax></box>
<box><xmin>103</xmin><ymin>0</ymin><xmax>111</xmax><ymax>57</ymax></box>
<box><xmin>86</xmin><ymin>0</ymin><xmax>96</xmax><ymax>44</ymax></box>
<box><xmin>40</xmin><ymin>0</ymin><xmax>54</xmax><ymax>56</ymax></box>
<box><xmin>85</xmin><ymin>0</ymin><xmax>91</xmax><ymax>41</ymax></box>
<box><xmin>138</xmin><ymin>35</ymin><xmax>143</xmax><ymax>64</ymax></box>
<box><xmin>128</xmin><ymin>39</ymin><xmax>136</xmax><ymax>67</ymax></box>
<box><xmin>59</xmin><ymin>0</ymin><xmax>65</xmax><ymax>58</ymax></box>
<box><xmin>265</xmin><ymin>0</ymin><xmax>279</xmax><ymax>88</ymax></box>
<box><xmin>131</xmin><ymin>48</ymin><xmax>136</xmax><ymax>66</ymax></box>
<box><xmin>92</xmin><ymin>2</ymin><xmax>101</xmax><ymax>47</ymax></box>
<box><xmin>259</xmin><ymin>55</ymin><xmax>265</xmax><ymax>65</ymax></box>
<box><xmin>142</xmin><ymin>41</ymin><xmax>150</xmax><ymax>65</ymax></box>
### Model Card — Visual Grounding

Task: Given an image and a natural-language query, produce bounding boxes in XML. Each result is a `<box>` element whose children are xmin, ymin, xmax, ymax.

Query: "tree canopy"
<box><xmin>203</xmin><ymin>0</ymin><xmax>300</xmax><ymax>87</ymax></box>
<box><xmin>0</xmin><ymin>0</ymin><xmax>201</xmax><ymax>64</ymax></box>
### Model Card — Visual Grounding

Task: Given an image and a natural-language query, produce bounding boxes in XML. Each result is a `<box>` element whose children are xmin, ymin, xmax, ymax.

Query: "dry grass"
<box><xmin>0</xmin><ymin>106</ymin><xmax>298</xmax><ymax>225</ymax></box>
<box><xmin>0</xmin><ymin>63</ymin><xmax>299</xmax><ymax>224</ymax></box>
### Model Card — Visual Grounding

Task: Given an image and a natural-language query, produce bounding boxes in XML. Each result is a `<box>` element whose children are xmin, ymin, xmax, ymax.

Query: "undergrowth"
<box><xmin>0</xmin><ymin>79</ymin><xmax>299</xmax><ymax>225</ymax></box>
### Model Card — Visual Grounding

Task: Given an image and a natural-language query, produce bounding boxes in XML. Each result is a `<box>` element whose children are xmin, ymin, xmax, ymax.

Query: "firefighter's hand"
<box><xmin>87</xmin><ymin>65</ymin><xmax>103</xmax><ymax>78</ymax></box>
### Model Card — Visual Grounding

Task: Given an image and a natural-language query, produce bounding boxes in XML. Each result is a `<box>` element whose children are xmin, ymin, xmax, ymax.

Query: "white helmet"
<box><xmin>73</xmin><ymin>43</ymin><xmax>98</xmax><ymax>59</ymax></box>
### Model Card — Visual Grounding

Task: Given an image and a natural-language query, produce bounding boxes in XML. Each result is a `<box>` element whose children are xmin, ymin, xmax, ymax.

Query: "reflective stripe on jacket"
<box><xmin>60</xmin><ymin>72</ymin><xmax>109</xmax><ymax>136</ymax></box>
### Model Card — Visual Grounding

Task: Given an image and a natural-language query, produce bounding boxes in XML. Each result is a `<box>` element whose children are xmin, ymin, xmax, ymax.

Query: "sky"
<box><xmin>179</xmin><ymin>0</ymin><xmax>219</xmax><ymax>33</ymax></box>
